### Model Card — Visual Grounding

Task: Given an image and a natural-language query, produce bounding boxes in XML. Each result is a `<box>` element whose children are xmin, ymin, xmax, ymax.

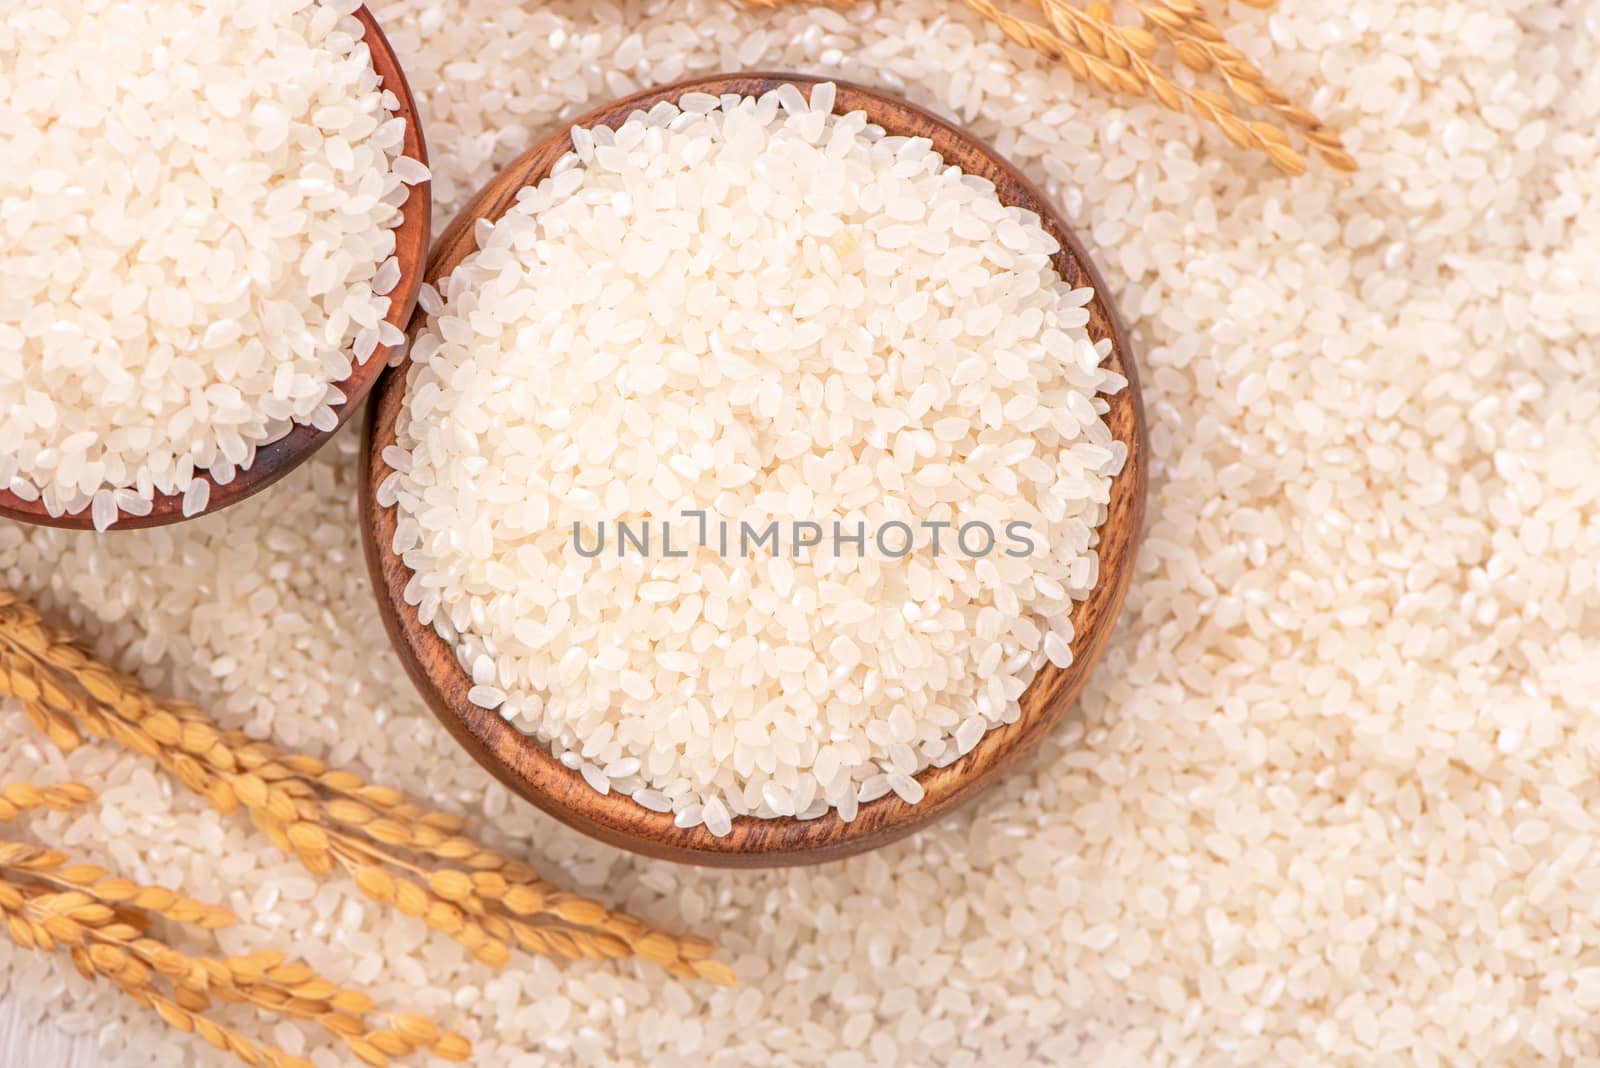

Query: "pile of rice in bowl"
<box><xmin>0</xmin><ymin>0</ymin><xmax>426</xmax><ymax>528</ymax></box>
<box><xmin>381</xmin><ymin>83</ymin><xmax>1130</xmax><ymax>836</ymax></box>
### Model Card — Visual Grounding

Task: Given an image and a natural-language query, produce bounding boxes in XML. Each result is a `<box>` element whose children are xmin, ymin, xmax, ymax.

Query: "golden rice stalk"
<box><xmin>736</xmin><ymin>0</ymin><xmax>1349</xmax><ymax>174</ymax></box>
<box><xmin>0</xmin><ymin>780</ymin><xmax>95</xmax><ymax>822</ymax></box>
<box><xmin>1129</xmin><ymin>0</ymin><xmax>1355</xmax><ymax>169</ymax></box>
<box><xmin>1022</xmin><ymin>0</ymin><xmax>1320</xmax><ymax>174</ymax></box>
<box><xmin>0</xmin><ymin>588</ymin><xmax>731</xmax><ymax>985</ymax></box>
<box><xmin>0</xmin><ymin>794</ymin><xmax>472</xmax><ymax>1068</ymax></box>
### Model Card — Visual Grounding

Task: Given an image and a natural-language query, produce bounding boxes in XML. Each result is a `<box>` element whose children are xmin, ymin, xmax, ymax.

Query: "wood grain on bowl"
<box><xmin>362</xmin><ymin>73</ymin><xmax>1147</xmax><ymax>868</ymax></box>
<box><xmin>0</xmin><ymin>7</ymin><xmax>430</xmax><ymax>532</ymax></box>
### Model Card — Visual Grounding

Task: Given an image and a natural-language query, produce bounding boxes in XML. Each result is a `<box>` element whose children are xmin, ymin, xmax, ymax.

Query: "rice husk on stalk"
<box><xmin>0</xmin><ymin>783</ymin><xmax>472</xmax><ymax>1068</ymax></box>
<box><xmin>0</xmin><ymin>589</ymin><xmax>734</xmax><ymax>986</ymax></box>
<box><xmin>739</xmin><ymin>0</ymin><xmax>1353</xmax><ymax>174</ymax></box>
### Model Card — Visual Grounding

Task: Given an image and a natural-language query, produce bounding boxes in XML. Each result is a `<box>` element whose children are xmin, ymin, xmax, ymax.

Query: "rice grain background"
<box><xmin>1</xmin><ymin>0</ymin><xmax>1598</xmax><ymax>1064</ymax></box>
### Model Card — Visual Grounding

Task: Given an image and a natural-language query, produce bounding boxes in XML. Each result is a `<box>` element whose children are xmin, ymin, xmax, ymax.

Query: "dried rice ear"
<box><xmin>0</xmin><ymin>588</ymin><xmax>729</xmax><ymax>986</ymax></box>
<box><xmin>0</xmin><ymin>782</ymin><xmax>470</xmax><ymax>1068</ymax></box>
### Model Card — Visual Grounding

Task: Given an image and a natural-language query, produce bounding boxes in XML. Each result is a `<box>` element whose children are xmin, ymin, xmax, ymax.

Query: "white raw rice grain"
<box><xmin>0</xmin><ymin>0</ymin><xmax>413</xmax><ymax>527</ymax></box>
<box><xmin>886</xmin><ymin>773</ymin><xmax>925</xmax><ymax>805</ymax></box>
<box><xmin>631</xmin><ymin>789</ymin><xmax>673</xmax><ymax>813</ymax></box>
<box><xmin>579</xmin><ymin>764</ymin><xmax>611</xmax><ymax>796</ymax></box>
<box><xmin>466</xmin><ymin>686</ymin><xmax>504</xmax><ymax>710</ymax></box>
<box><xmin>181</xmin><ymin>481</ymin><xmax>211</xmax><ymax>520</ymax></box>
<box><xmin>701</xmin><ymin>797</ymin><xmax>733</xmax><ymax>839</ymax></box>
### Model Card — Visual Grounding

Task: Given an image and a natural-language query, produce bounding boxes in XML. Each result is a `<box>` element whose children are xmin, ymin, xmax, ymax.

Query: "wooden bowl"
<box><xmin>362</xmin><ymin>73</ymin><xmax>1147</xmax><ymax>867</ymax></box>
<box><xmin>0</xmin><ymin>7</ymin><xmax>430</xmax><ymax>532</ymax></box>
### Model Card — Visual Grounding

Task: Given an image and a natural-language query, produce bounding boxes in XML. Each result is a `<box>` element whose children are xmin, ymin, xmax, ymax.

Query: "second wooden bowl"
<box><xmin>362</xmin><ymin>73</ymin><xmax>1147</xmax><ymax>867</ymax></box>
<box><xmin>0</xmin><ymin>7</ymin><xmax>430</xmax><ymax>531</ymax></box>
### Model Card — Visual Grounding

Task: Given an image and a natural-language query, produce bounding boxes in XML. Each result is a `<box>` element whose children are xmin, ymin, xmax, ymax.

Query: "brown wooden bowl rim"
<box><xmin>362</xmin><ymin>72</ymin><xmax>1148</xmax><ymax>868</ymax></box>
<box><xmin>0</xmin><ymin>5</ymin><xmax>431</xmax><ymax>532</ymax></box>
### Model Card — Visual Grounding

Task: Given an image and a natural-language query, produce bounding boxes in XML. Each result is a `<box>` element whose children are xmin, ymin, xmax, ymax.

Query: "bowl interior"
<box><xmin>362</xmin><ymin>73</ymin><xmax>1147</xmax><ymax>867</ymax></box>
<box><xmin>0</xmin><ymin>6</ymin><xmax>430</xmax><ymax>531</ymax></box>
